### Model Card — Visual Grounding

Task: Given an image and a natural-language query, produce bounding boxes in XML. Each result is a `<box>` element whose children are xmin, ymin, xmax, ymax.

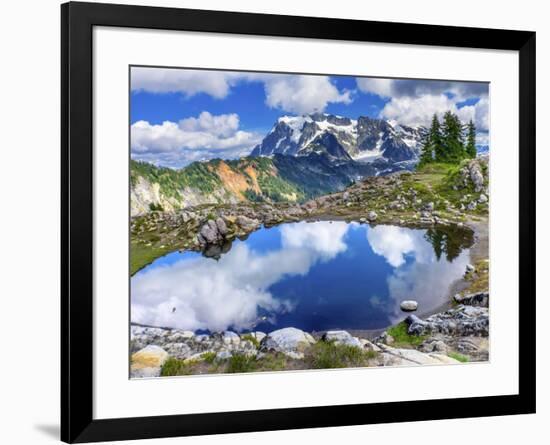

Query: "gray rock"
<box><xmin>215</xmin><ymin>217</ymin><xmax>228</xmax><ymax>236</ymax></box>
<box><xmin>223</xmin><ymin>331</ymin><xmax>241</xmax><ymax>346</ymax></box>
<box><xmin>367</xmin><ymin>211</ymin><xmax>378</xmax><ymax>221</ymax></box>
<box><xmin>216</xmin><ymin>350</ymin><xmax>232</xmax><ymax>361</ymax></box>
<box><xmin>465</xmin><ymin>264</ymin><xmax>475</xmax><ymax>273</ymax></box>
<box><xmin>260</xmin><ymin>327</ymin><xmax>315</xmax><ymax>359</ymax></box>
<box><xmin>200</xmin><ymin>221</ymin><xmax>219</xmax><ymax>244</ymax></box>
<box><xmin>454</xmin><ymin>292</ymin><xmax>489</xmax><ymax>307</ymax></box>
<box><xmin>322</xmin><ymin>330</ymin><xmax>362</xmax><ymax>348</ymax></box>
<box><xmin>406</xmin><ymin>306</ymin><xmax>489</xmax><ymax>337</ymax></box>
<box><xmin>478</xmin><ymin>193</ymin><xmax>488</xmax><ymax>203</ymax></box>
<box><xmin>469</xmin><ymin>162</ymin><xmax>485</xmax><ymax>192</ymax></box>
<box><xmin>466</xmin><ymin>201</ymin><xmax>477</xmax><ymax>211</ymax></box>
<box><xmin>400</xmin><ymin>300</ymin><xmax>418</xmax><ymax>312</ymax></box>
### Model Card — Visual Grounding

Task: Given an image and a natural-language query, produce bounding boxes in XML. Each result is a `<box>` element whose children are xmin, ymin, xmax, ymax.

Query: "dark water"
<box><xmin>131</xmin><ymin>221</ymin><xmax>473</xmax><ymax>333</ymax></box>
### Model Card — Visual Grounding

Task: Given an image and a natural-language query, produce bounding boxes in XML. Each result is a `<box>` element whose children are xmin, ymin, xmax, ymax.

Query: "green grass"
<box><xmin>305</xmin><ymin>341</ymin><xmax>377</xmax><ymax>369</ymax></box>
<box><xmin>257</xmin><ymin>353</ymin><xmax>288</xmax><ymax>371</ymax></box>
<box><xmin>448</xmin><ymin>351</ymin><xmax>469</xmax><ymax>362</ymax></box>
<box><xmin>225</xmin><ymin>354</ymin><xmax>258</xmax><ymax>373</ymax></box>
<box><xmin>202</xmin><ymin>351</ymin><xmax>217</xmax><ymax>364</ymax></box>
<box><xmin>130</xmin><ymin>242</ymin><xmax>171</xmax><ymax>276</ymax></box>
<box><xmin>240</xmin><ymin>334</ymin><xmax>260</xmax><ymax>348</ymax></box>
<box><xmin>160</xmin><ymin>357</ymin><xmax>194</xmax><ymax>376</ymax></box>
<box><xmin>386</xmin><ymin>322</ymin><xmax>427</xmax><ymax>347</ymax></box>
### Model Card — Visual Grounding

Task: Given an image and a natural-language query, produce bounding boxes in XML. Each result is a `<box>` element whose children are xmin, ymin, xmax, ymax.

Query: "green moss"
<box><xmin>386</xmin><ymin>322</ymin><xmax>427</xmax><ymax>347</ymax></box>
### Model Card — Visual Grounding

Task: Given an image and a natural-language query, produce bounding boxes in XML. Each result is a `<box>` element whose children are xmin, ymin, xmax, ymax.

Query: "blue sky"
<box><xmin>130</xmin><ymin>67</ymin><xmax>489</xmax><ymax>168</ymax></box>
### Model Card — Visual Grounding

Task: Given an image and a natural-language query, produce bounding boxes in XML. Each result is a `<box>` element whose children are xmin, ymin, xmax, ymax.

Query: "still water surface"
<box><xmin>131</xmin><ymin>221</ymin><xmax>473</xmax><ymax>333</ymax></box>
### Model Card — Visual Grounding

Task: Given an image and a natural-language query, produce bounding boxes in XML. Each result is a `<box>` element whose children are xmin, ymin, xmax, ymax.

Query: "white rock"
<box><xmin>322</xmin><ymin>330</ymin><xmax>362</xmax><ymax>348</ymax></box>
<box><xmin>261</xmin><ymin>327</ymin><xmax>315</xmax><ymax>358</ymax></box>
<box><xmin>223</xmin><ymin>331</ymin><xmax>241</xmax><ymax>346</ymax></box>
<box><xmin>400</xmin><ymin>300</ymin><xmax>418</xmax><ymax>312</ymax></box>
<box><xmin>216</xmin><ymin>350</ymin><xmax>232</xmax><ymax>360</ymax></box>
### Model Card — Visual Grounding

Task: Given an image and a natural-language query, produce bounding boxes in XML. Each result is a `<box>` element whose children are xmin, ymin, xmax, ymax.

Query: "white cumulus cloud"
<box><xmin>131</xmin><ymin>221</ymin><xmax>351</xmax><ymax>331</ymax></box>
<box><xmin>132</xmin><ymin>67</ymin><xmax>352</xmax><ymax>115</ymax></box>
<box><xmin>130</xmin><ymin>111</ymin><xmax>262</xmax><ymax>167</ymax></box>
<box><xmin>131</xmin><ymin>67</ymin><xmax>243</xmax><ymax>98</ymax></box>
<box><xmin>263</xmin><ymin>75</ymin><xmax>352</xmax><ymax>115</ymax></box>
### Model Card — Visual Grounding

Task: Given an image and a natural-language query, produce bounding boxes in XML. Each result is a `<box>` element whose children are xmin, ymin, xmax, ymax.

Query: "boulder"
<box><xmin>130</xmin><ymin>345</ymin><xmax>169</xmax><ymax>378</ymax></box>
<box><xmin>400</xmin><ymin>300</ymin><xmax>418</xmax><ymax>312</ymax></box>
<box><xmin>367</xmin><ymin>211</ymin><xmax>378</xmax><ymax>221</ymax></box>
<box><xmin>200</xmin><ymin>220</ymin><xmax>219</xmax><ymax>244</ymax></box>
<box><xmin>260</xmin><ymin>327</ymin><xmax>316</xmax><ymax>359</ymax></box>
<box><xmin>223</xmin><ymin>331</ymin><xmax>241</xmax><ymax>346</ymax></box>
<box><xmin>236</xmin><ymin>215</ymin><xmax>260</xmax><ymax>231</ymax></box>
<box><xmin>469</xmin><ymin>162</ymin><xmax>485</xmax><ymax>192</ymax></box>
<box><xmin>215</xmin><ymin>217</ymin><xmax>228</xmax><ymax>236</ymax></box>
<box><xmin>322</xmin><ymin>330</ymin><xmax>362</xmax><ymax>348</ymax></box>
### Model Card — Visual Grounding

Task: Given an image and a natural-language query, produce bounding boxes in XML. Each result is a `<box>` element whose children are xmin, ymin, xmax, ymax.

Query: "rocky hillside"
<box><xmin>251</xmin><ymin>113</ymin><xmax>426</xmax><ymax>162</ymax></box>
<box><xmin>131</xmin><ymin>154</ymin><xmax>399</xmax><ymax>216</ymax></box>
<box><xmin>130</xmin><ymin>158</ymin><xmax>488</xmax><ymax>274</ymax></box>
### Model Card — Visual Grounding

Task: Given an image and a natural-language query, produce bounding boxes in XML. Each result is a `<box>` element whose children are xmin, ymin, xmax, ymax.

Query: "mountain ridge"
<box><xmin>251</xmin><ymin>112</ymin><xmax>426</xmax><ymax>163</ymax></box>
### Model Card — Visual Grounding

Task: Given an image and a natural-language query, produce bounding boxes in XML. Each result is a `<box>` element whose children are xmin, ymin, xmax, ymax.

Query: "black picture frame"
<box><xmin>61</xmin><ymin>1</ymin><xmax>536</xmax><ymax>443</ymax></box>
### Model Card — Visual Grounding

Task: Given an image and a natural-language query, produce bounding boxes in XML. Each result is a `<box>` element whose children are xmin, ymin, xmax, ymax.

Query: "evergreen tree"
<box><xmin>441</xmin><ymin>112</ymin><xmax>465</xmax><ymax>162</ymax></box>
<box><xmin>418</xmin><ymin>127</ymin><xmax>433</xmax><ymax>166</ymax></box>
<box><xmin>420</xmin><ymin>114</ymin><xmax>442</xmax><ymax>164</ymax></box>
<box><xmin>430</xmin><ymin>114</ymin><xmax>444</xmax><ymax>162</ymax></box>
<box><xmin>465</xmin><ymin>120</ymin><xmax>477</xmax><ymax>158</ymax></box>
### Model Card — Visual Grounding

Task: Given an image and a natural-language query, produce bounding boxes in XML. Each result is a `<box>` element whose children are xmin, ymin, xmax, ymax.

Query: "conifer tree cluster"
<box><xmin>419</xmin><ymin>112</ymin><xmax>477</xmax><ymax>166</ymax></box>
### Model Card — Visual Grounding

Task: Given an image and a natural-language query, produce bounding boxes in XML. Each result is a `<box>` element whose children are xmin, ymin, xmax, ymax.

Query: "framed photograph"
<box><xmin>61</xmin><ymin>1</ymin><xmax>536</xmax><ymax>443</ymax></box>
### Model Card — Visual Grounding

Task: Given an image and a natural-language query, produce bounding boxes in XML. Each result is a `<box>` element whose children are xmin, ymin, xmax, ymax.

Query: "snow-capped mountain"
<box><xmin>251</xmin><ymin>113</ymin><xmax>426</xmax><ymax>163</ymax></box>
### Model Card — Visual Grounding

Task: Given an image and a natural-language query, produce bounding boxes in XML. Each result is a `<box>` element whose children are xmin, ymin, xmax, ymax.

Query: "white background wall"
<box><xmin>0</xmin><ymin>0</ymin><xmax>546</xmax><ymax>444</ymax></box>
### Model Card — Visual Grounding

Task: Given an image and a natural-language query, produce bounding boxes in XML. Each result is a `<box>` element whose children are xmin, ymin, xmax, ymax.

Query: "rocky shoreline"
<box><xmin>130</xmin><ymin>289</ymin><xmax>489</xmax><ymax>378</ymax></box>
<box><xmin>130</xmin><ymin>159</ymin><xmax>490</xmax><ymax>377</ymax></box>
<box><xmin>130</xmin><ymin>159</ymin><xmax>488</xmax><ymax>275</ymax></box>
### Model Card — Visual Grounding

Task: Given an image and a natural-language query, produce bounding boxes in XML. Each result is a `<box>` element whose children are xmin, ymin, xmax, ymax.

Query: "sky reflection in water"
<box><xmin>131</xmin><ymin>221</ymin><xmax>471</xmax><ymax>332</ymax></box>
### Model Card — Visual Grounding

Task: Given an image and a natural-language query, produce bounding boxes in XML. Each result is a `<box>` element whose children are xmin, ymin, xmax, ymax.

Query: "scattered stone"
<box><xmin>465</xmin><ymin>264</ymin><xmax>475</xmax><ymax>273</ymax></box>
<box><xmin>367</xmin><ymin>211</ymin><xmax>377</xmax><ymax>221</ymax></box>
<box><xmin>400</xmin><ymin>300</ymin><xmax>418</xmax><ymax>312</ymax></box>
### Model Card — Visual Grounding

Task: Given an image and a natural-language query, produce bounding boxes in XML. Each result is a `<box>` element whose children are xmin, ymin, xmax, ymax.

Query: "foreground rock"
<box><xmin>322</xmin><ymin>330</ymin><xmax>362</xmax><ymax>348</ymax></box>
<box><xmin>453</xmin><ymin>291</ymin><xmax>489</xmax><ymax>307</ymax></box>
<box><xmin>130</xmin><ymin>345</ymin><xmax>169</xmax><ymax>378</ymax></box>
<box><xmin>406</xmin><ymin>305</ymin><xmax>489</xmax><ymax>337</ymax></box>
<box><xmin>375</xmin><ymin>344</ymin><xmax>461</xmax><ymax>366</ymax></box>
<box><xmin>260</xmin><ymin>327</ymin><xmax>316</xmax><ymax>359</ymax></box>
